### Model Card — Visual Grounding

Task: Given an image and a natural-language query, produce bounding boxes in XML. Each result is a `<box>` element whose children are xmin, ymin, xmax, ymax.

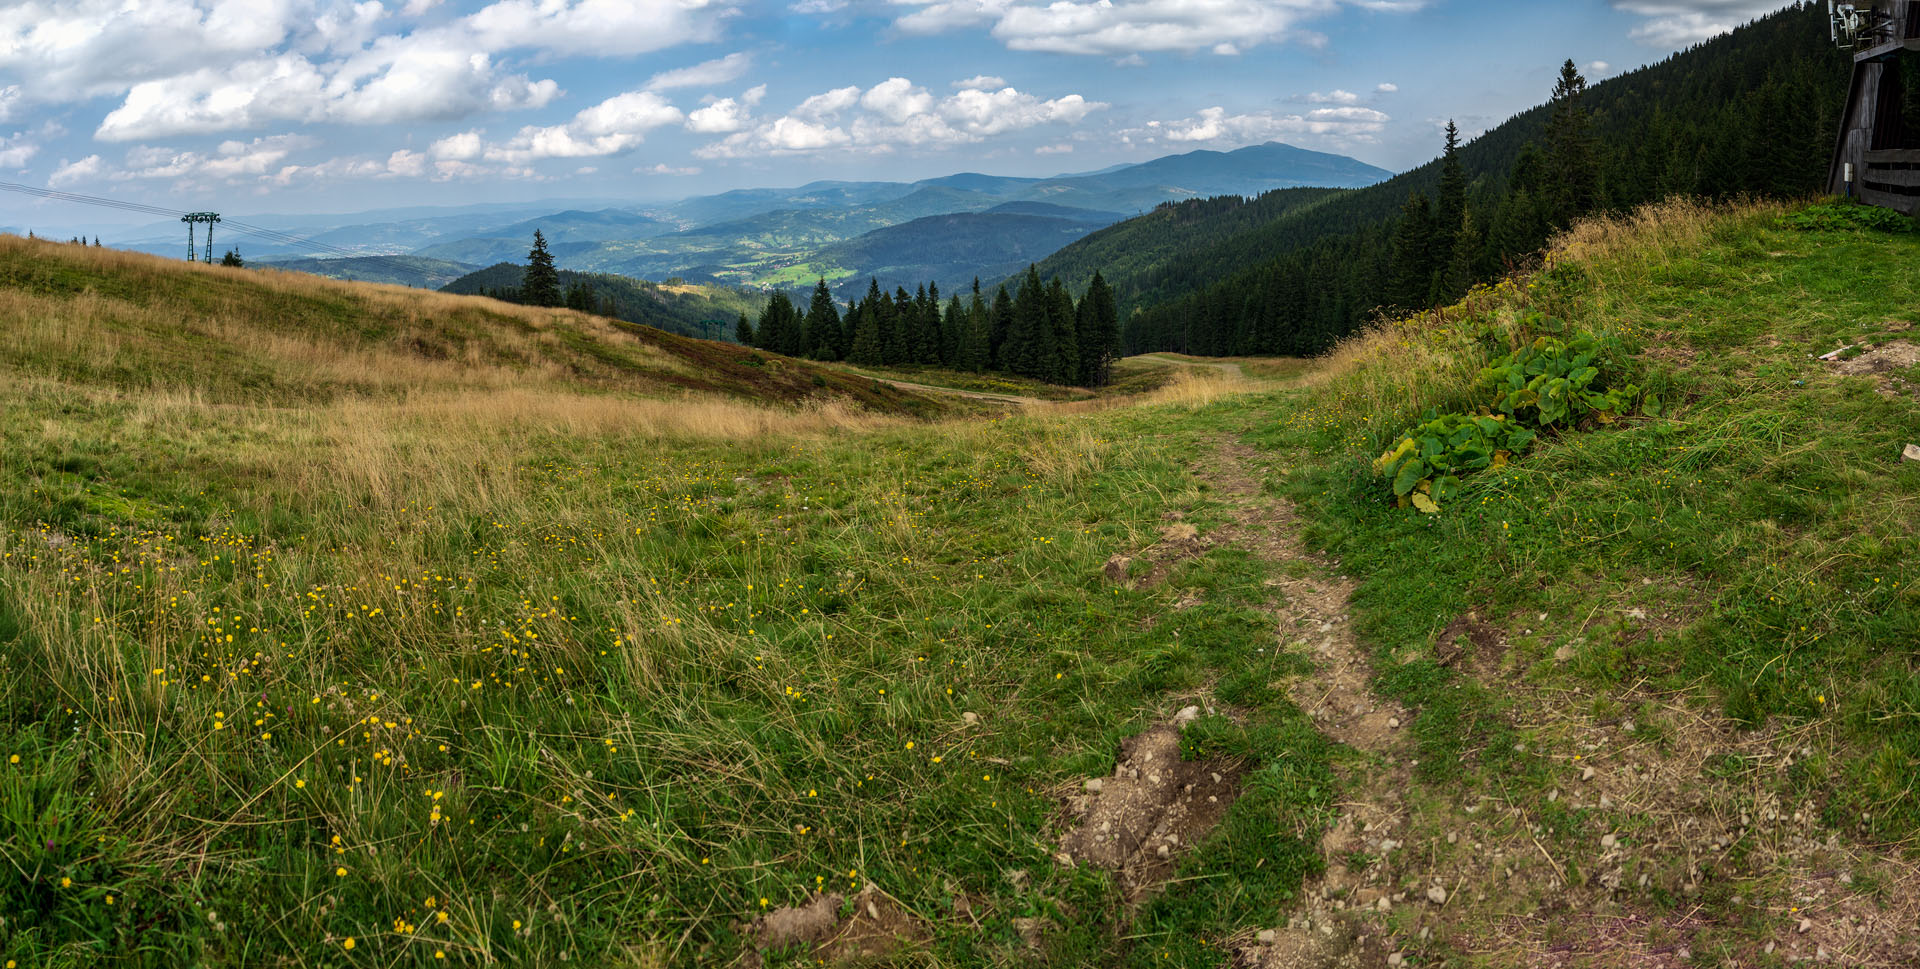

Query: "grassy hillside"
<box><xmin>439</xmin><ymin>262</ymin><xmax>766</xmax><ymax>343</ymax></box>
<box><xmin>258</xmin><ymin>255</ymin><xmax>479</xmax><ymax>289</ymax></box>
<box><xmin>0</xmin><ymin>236</ymin><xmax>942</xmax><ymax>417</ymax></box>
<box><xmin>4</xmin><ymin>202</ymin><xmax>1919</xmax><ymax>968</ymax></box>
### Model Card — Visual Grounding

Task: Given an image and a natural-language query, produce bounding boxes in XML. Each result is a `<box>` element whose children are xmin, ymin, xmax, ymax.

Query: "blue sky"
<box><xmin>0</xmin><ymin>1</ymin><xmax>1798</xmax><ymax>219</ymax></box>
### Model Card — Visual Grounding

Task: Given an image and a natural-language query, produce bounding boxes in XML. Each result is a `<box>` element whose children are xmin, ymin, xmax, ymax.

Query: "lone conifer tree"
<box><xmin>735</xmin><ymin>313</ymin><xmax>755</xmax><ymax>346</ymax></box>
<box><xmin>1545</xmin><ymin>60</ymin><xmax>1597</xmax><ymax>226</ymax></box>
<box><xmin>523</xmin><ymin>230</ymin><xmax>562</xmax><ymax>307</ymax></box>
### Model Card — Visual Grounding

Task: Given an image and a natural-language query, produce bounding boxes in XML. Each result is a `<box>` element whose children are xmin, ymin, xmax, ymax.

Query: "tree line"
<box><xmin>744</xmin><ymin>268</ymin><xmax>1122</xmax><ymax>388</ymax></box>
<box><xmin>1121</xmin><ymin>2</ymin><xmax>1849</xmax><ymax>357</ymax></box>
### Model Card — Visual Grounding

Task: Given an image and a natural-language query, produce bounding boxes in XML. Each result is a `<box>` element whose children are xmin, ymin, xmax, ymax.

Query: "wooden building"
<box><xmin>1829</xmin><ymin>1</ymin><xmax>1920</xmax><ymax>214</ymax></box>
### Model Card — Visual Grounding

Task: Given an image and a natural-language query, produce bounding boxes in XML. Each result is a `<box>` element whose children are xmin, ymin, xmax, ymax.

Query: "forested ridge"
<box><xmin>1033</xmin><ymin>1</ymin><xmax>1849</xmax><ymax>358</ymax></box>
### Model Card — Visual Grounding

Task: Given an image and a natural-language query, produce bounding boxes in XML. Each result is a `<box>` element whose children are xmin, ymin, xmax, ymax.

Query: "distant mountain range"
<box><xmin>108</xmin><ymin>141</ymin><xmax>1390</xmax><ymax>301</ymax></box>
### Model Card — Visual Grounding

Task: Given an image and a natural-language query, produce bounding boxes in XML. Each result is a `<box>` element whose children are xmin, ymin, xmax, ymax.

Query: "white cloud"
<box><xmin>48</xmin><ymin>153</ymin><xmax>104</xmax><ymax>185</ymax></box>
<box><xmin>698</xmin><ymin>76</ymin><xmax>1104</xmax><ymax>158</ymax></box>
<box><xmin>893</xmin><ymin>0</ymin><xmax>1429</xmax><ymax>56</ymax></box>
<box><xmin>1376</xmin><ymin>82</ymin><xmax>1398</xmax><ymax>93</ymax></box>
<box><xmin>1307</xmin><ymin>89</ymin><xmax>1360</xmax><ymax>104</ymax></box>
<box><xmin>1130</xmin><ymin>103</ymin><xmax>1389</xmax><ymax>149</ymax></box>
<box><xmin>1587</xmin><ymin>60</ymin><xmax>1612</xmax><ymax>75</ymax></box>
<box><xmin>1612</xmin><ymin>1</ymin><xmax>1790</xmax><ymax>48</ymax></box>
<box><xmin>638</xmin><ymin>162</ymin><xmax>702</xmax><ymax>175</ymax></box>
<box><xmin>687</xmin><ymin>97</ymin><xmax>752</xmax><ymax>133</ymax></box>
<box><xmin>102</xmin><ymin>134</ymin><xmax>314</xmax><ymax>181</ymax></box>
<box><xmin>645</xmin><ymin>52</ymin><xmax>753</xmax><ymax>92</ymax></box>
<box><xmin>483</xmin><ymin>90</ymin><xmax>684</xmax><ymax>162</ymax></box>
<box><xmin>953</xmin><ymin>75</ymin><xmax>1009</xmax><ymax>90</ymax></box>
<box><xmin>385</xmin><ymin>148</ymin><xmax>427</xmax><ymax>177</ymax></box>
<box><xmin>1035</xmin><ymin>142</ymin><xmax>1073</xmax><ymax>154</ymax></box>
<box><xmin>0</xmin><ymin>131</ymin><xmax>39</xmax><ymax>169</ymax></box>
<box><xmin>861</xmin><ymin>78</ymin><xmax>936</xmax><ymax>123</ymax></box>
<box><xmin>431</xmin><ymin>130</ymin><xmax>484</xmax><ymax>160</ymax></box>
<box><xmin>794</xmin><ymin>86</ymin><xmax>862</xmax><ymax>120</ymax></box>
<box><xmin>0</xmin><ymin>85</ymin><xmax>21</xmax><ymax>122</ymax></box>
<box><xmin>3</xmin><ymin>0</ymin><xmax>731</xmax><ymax>141</ymax></box>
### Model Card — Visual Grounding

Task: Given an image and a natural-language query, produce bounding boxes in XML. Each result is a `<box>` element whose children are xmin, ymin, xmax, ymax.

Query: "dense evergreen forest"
<box><xmin>1034</xmin><ymin>1</ymin><xmax>1850</xmax><ymax>358</ymax></box>
<box><xmin>745</xmin><ymin>271</ymin><xmax>1123</xmax><ymax>388</ymax></box>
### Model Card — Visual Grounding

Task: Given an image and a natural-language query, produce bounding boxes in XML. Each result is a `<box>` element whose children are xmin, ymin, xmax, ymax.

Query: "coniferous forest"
<box><xmin>745</xmin><ymin>270</ymin><xmax>1123</xmax><ymax>388</ymax></box>
<box><xmin>1033</xmin><ymin>2</ymin><xmax>1851</xmax><ymax>362</ymax></box>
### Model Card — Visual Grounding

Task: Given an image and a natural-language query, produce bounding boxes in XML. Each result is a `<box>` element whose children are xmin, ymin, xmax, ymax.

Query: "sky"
<box><xmin>0</xmin><ymin>0</ymin><xmax>1804</xmax><ymax>222</ymax></box>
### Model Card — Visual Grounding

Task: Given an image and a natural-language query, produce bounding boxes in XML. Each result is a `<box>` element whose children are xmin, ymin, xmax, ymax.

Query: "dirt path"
<box><xmin>1195</xmin><ymin>440</ymin><xmax>1920</xmax><ymax>969</ymax></box>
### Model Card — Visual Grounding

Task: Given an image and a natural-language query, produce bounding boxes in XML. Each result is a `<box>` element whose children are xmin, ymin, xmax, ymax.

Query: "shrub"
<box><xmin>1374</xmin><ymin>328</ymin><xmax>1638</xmax><ymax>512</ymax></box>
<box><xmin>1776</xmin><ymin>200</ymin><xmax>1917</xmax><ymax>234</ymax></box>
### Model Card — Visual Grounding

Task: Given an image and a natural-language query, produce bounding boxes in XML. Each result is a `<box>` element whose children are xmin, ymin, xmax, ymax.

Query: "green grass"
<box><xmin>1216</xmin><ymin>201</ymin><xmax>1920</xmax><ymax>954</ymax></box>
<box><xmin>7</xmin><ymin>199</ymin><xmax>1919</xmax><ymax>966</ymax></box>
<box><xmin>0</xmin><ymin>245</ymin><xmax>1332</xmax><ymax>966</ymax></box>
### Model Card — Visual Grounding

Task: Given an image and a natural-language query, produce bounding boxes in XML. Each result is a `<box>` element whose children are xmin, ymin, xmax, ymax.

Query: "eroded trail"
<box><xmin>1193</xmin><ymin>440</ymin><xmax>1920</xmax><ymax>969</ymax></box>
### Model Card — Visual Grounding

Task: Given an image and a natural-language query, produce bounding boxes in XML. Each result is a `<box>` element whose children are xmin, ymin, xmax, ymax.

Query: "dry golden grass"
<box><xmin>1140</xmin><ymin>368</ymin><xmax>1259</xmax><ymax>409</ymax></box>
<box><xmin>1301</xmin><ymin>197</ymin><xmax>1790</xmax><ymax>429</ymax></box>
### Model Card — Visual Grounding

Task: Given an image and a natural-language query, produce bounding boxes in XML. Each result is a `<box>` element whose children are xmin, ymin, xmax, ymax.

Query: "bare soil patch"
<box><xmin>1057</xmin><ymin>714</ymin><xmax>1245</xmax><ymax>901</ymax></box>
<box><xmin>745</xmin><ymin>887</ymin><xmax>931</xmax><ymax>967</ymax></box>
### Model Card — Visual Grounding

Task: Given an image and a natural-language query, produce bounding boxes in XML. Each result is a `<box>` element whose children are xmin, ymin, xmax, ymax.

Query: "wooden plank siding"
<box><xmin>1830</xmin><ymin>2</ymin><xmax>1920</xmax><ymax>215</ymax></box>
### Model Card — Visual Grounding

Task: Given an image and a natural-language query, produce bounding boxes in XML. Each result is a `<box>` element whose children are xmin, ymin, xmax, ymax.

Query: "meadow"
<box><xmin>4</xmin><ymin>198</ymin><xmax>1919</xmax><ymax>967</ymax></box>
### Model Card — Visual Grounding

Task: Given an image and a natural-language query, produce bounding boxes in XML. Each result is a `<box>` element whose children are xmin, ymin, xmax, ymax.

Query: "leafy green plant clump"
<box><xmin>1776</xmin><ymin>199</ymin><xmax>1918</xmax><ymax>234</ymax></box>
<box><xmin>1374</xmin><ymin>329</ymin><xmax>1638</xmax><ymax>511</ymax></box>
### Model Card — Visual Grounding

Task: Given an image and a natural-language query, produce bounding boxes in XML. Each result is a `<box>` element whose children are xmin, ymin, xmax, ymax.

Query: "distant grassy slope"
<box><xmin>258</xmin><ymin>254</ymin><xmax>478</xmax><ymax>289</ymax></box>
<box><xmin>439</xmin><ymin>262</ymin><xmax>766</xmax><ymax>343</ymax></box>
<box><xmin>0</xmin><ymin>235</ymin><xmax>943</xmax><ymax>417</ymax></box>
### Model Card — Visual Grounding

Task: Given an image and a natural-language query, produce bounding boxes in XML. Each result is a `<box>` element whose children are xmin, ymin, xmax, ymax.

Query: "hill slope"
<box><xmin>1034</xmin><ymin>2</ymin><xmax>1846</xmax><ymax>350</ymax></box>
<box><xmin>258</xmin><ymin>254</ymin><xmax>479</xmax><ymax>289</ymax></box>
<box><xmin>0</xmin><ymin>235</ymin><xmax>941</xmax><ymax>415</ymax></box>
<box><xmin>439</xmin><ymin>262</ymin><xmax>765</xmax><ymax>342</ymax></box>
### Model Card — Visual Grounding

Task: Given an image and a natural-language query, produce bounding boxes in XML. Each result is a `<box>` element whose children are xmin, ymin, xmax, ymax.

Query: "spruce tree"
<box><xmin>962</xmin><ymin>283</ymin><xmax>991</xmax><ymax>372</ymax></box>
<box><xmin>1046</xmin><ymin>277</ymin><xmax>1079</xmax><ymax>386</ymax></box>
<box><xmin>988</xmin><ymin>286</ymin><xmax>1016</xmax><ymax>371</ymax></box>
<box><xmin>1003</xmin><ymin>267</ymin><xmax>1049</xmax><ymax>379</ymax></box>
<box><xmin>943</xmin><ymin>295</ymin><xmax>967</xmax><ymax>369</ymax></box>
<box><xmin>848</xmin><ymin>283</ymin><xmax>884</xmax><ymax>365</ymax></box>
<box><xmin>735</xmin><ymin>313</ymin><xmax>755</xmax><ymax>346</ymax></box>
<box><xmin>1077</xmin><ymin>271</ymin><xmax>1120</xmax><ymax>387</ymax></box>
<box><xmin>1388</xmin><ymin>192</ymin><xmax>1435</xmax><ymax>311</ymax></box>
<box><xmin>806</xmin><ymin>279</ymin><xmax>841</xmax><ymax>360</ymax></box>
<box><xmin>523</xmin><ymin>230</ymin><xmax>562</xmax><ymax>307</ymax></box>
<box><xmin>1545</xmin><ymin>59</ymin><xmax>1597</xmax><ymax>226</ymax></box>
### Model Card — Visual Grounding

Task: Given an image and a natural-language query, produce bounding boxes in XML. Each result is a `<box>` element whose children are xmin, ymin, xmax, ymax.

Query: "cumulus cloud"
<box><xmin>645</xmin><ymin>52</ymin><xmax>753</xmax><ymax>92</ymax></box>
<box><xmin>1587</xmin><ymin>60</ymin><xmax>1612</xmax><ymax>75</ymax></box>
<box><xmin>0</xmin><ymin>0</ymin><xmax>729</xmax><ymax>141</ymax></box>
<box><xmin>483</xmin><ymin>90</ymin><xmax>684</xmax><ymax>163</ymax></box>
<box><xmin>1127</xmin><ymin>104</ymin><xmax>1389</xmax><ymax>149</ymax></box>
<box><xmin>0</xmin><ymin>130</ymin><xmax>39</xmax><ymax>169</ymax></box>
<box><xmin>1611</xmin><ymin>1</ymin><xmax>1792</xmax><ymax>48</ymax></box>
<box><xmin>49</xmin><ymin>153</ymin><xmax>105</xmax><ymax>185</ymax></box>
<box><xmin>891</xmin><ymin>0</ymin><xmax>1429</xmax><ymax>56</ymax></box>
<box><xmin>698</xmin><ymin>76</ymin><xmax>1103</xmax><ymax>158</ymax></box>
<box><xmin>1376</xmin><ymin>82</ymin><xmax>1398</xmax><ymax>93</ymax></box>
<box><xmin>687</xmin><ymin>96</ymin><xmax>753</xmax><ymax>133</ymax></box>
<box><xmin>1306</xmin><ymin>90</ymin><xmax>1361</xmax><ymax>104</ymax></box>
<box><xmin>953</xmin><ymin>75</ymin><xmax>1009</xmax><ymax>90</ymax></box>
<box><xmin>431</xmin><ymin>129</ymin><xmax>484</xmax><ymax>160</ymax></box>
